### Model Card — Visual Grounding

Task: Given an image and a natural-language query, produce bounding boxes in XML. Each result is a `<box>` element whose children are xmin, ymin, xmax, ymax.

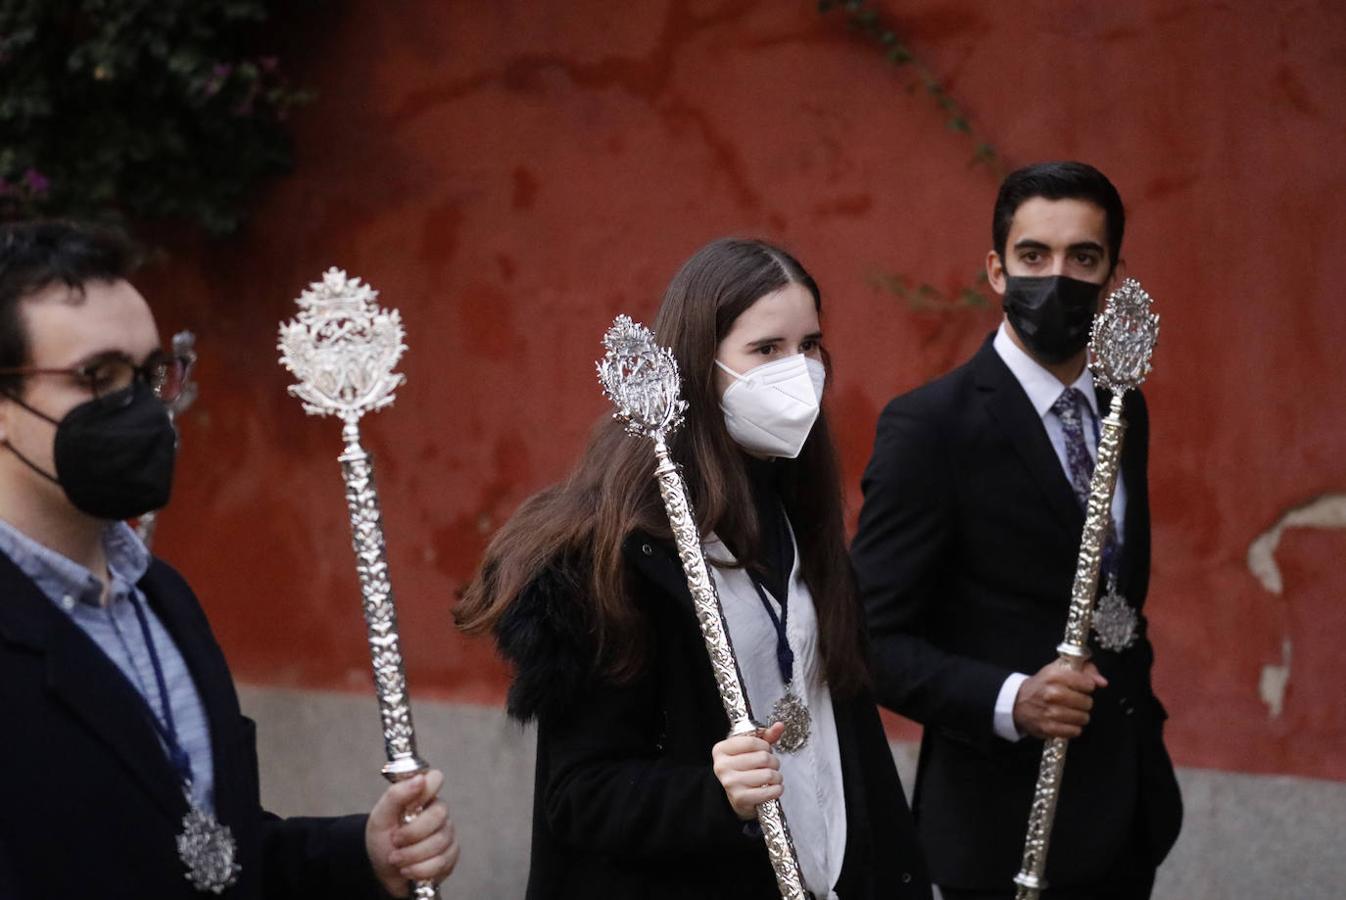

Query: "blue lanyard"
<box><xmin>125</xmin><ymin>593</ymin><xmax>195</xmax><ymax>788</ymax></box>
<box><xmin>749</xmin><ymin>577</ymin><xmax>794</xmax><ymax>686</ymax></box>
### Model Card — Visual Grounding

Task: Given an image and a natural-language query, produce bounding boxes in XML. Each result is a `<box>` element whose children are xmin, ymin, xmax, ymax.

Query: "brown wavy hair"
<box><xmin>456</xmin><ymin>237</ymin><xmax>868</xmax><ymax>696</ymax></box>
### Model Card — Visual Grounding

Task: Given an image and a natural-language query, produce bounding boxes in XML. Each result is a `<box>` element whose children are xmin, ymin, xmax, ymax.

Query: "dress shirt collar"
<box><xmin>992</xmin><ymin>320</ymin><xmax>1099</xmax><ymax>420</ymax></box>
<box><xmin>0</xmin><ymin>518</ymin><xmax>150</xmax><ymax>609</ymax></box>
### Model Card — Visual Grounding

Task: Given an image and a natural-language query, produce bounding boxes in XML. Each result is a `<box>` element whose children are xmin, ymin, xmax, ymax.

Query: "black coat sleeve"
<box><xmin>144</xmin><ymin>562</ymin><xmax>396</xmax><ymax>900</ymax></box>
<box><xmin>259</xmin><ymin>813</ymin><xmax>392</xmax><ymax>900</ymax></box>
<box><xmin>851</xmin><ymin>394</ymin><xmax>1012</xmax><ymax>745</ymax></box>
<box><xmin>500</xmin><ymin>565</ymin><xmax>760</xmax><ymax>862</ymax></box>
<box><xmin>0</xmin><ymin>836</ymin><xmax>15</xmax><ymax>899</ymax></box>
<box><xmin>537</xmin><ymin>672</ymin><xmax>758</xmax><ymax>861</ymax></box>
<box><xmin>1121</xmin><ymin>390</ymin><xmax>1161</xmax><ymax>705</ymax></box>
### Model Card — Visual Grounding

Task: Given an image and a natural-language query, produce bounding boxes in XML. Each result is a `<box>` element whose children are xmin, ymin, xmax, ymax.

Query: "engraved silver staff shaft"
<box><xmin>136</xmin><ymin>330</ymin><xmax>199</xmax><ymax>548</ymax></box>
<box><xmin>1013</xmin><ymin>395</ymin><xmax>1124</xmax><ymax>899</ymax></box>
<box><xmin>338</xmin><ymin>420</ymin><xmax>428</xmax><ymax>777</ymax></box>
<box><xmin>651</xmin><ymin>440</ymin><xmax>807</xmax><ymax>899</ymax></box>
<box><xmin>279</xmin><ymin>269</ymin><xmax>439</xmax><ymax>900</ymax></box>
<box><xmin>598</xmin><ymin>315</ymin><xmax>809</xmax><ymax>900</ymax></box>
<box><xmin>1013</xmin><ymin>279</ymin><xmax>1159</xmax><ymax>900</ymax></box>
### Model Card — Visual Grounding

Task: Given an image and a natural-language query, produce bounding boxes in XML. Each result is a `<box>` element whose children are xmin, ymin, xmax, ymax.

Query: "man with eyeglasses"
<box><xmin>0</xmin><ymin>221</ymin><xmax>459</xmax><ymax>898</ymax></box>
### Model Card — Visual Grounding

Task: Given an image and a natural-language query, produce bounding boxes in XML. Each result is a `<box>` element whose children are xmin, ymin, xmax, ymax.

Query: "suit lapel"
<box><xmin>1108</xmin><ymin>388</ymin><xmax>1147</xmax><ymax>596</ymax></box>
<box><xmin>972</xmin><ymin>341</ymin><xmax>1085</xmax><ymax>535</ymax></box>
<box><xmin>0</xmin><ymin>552</ymin><xmax>186</xmax><ymax>818</ymax></box>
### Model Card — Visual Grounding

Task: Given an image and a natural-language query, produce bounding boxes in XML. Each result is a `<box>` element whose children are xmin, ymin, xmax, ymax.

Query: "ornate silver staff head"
<box><xmin>1089</xmin><ymin>277</ymin><xmax>1160</xmax><ymax>395</ymax></box>
<box><xmin>596</xmin><ymin>314</ymin><xmax>687</xmax><ymax>443</ymax></box>
<box><xmin>277</xmin><ymin>268</ymin><xmax>407</xmax><ymax>425</ymax></box>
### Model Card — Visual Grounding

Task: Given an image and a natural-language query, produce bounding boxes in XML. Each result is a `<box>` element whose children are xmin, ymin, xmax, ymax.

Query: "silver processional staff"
<box><xmin>597</xmin><ymin>314</ymin><xmax>810</xmax><ymax>900</ymax></box>
<box><xmin>278</xmin><ymin>268</ymin><xmax>440</xmax><ymax>900</ymax></box>
<box><xmin>1013</xmin><ymin>278</ymin><xmax>1160</xmax><ymax>899</ymax></box>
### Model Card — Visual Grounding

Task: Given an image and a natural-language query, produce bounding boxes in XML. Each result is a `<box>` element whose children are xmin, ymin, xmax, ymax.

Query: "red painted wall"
<box><xmin>138</xmin><ymin>1</ymin><xmax>1346</xmax><ymax>780</ymax></box>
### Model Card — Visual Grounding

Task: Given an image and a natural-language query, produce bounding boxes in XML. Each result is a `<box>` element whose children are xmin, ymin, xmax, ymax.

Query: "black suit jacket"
<box><xmin>494</xmin><ymin>535</ymin><xmax>932</xmax><ymax>900</ymax></box>
<box><xmin>0</xmin><ymin>551</ymin><xmax>391</xmax><ymax>899</ymax></box>
<box><xmin>852</xmin><ymin>337</ymin><xmax>1182</xmax><ymax>890</ymax></box>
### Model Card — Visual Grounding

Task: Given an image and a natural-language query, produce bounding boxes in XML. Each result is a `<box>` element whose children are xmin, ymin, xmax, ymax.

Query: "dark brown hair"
<box><xmin>0</xmin><ymin>220</ymin><xmax>138</xmax><ymax>394</ymax></box>
<box><xmin>992</xmin><ymin>160</ymin><xmax>1125</xmax><ymax>268</ymax></box>
<box><xmin>457</xmin><ymin>237</ymin><xmax>868</xmax><ymax>696</ymax></box>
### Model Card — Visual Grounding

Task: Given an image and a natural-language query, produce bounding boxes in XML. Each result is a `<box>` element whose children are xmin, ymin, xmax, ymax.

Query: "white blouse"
<box><xmin>706</xmin><ymin>530</ymin><xmax>847</xmax><ymax>899</ymax></box>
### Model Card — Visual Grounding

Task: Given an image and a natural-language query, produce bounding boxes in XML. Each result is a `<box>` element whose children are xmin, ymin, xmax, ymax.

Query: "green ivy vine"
<box><xmin>819</xmin><ymin>0</ymin><xmax>1003</xmax><ymax>312</ymax></box>
<box><xmin>0</xmin><ymin>0</ymin><xmax>312</xmax><ymax>234</ymax></box>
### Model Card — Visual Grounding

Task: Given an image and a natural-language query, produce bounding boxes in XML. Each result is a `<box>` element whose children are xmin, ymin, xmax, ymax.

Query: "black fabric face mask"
<box><xmin>1001</xmin><ymin>274</ymin><xmax>1104</xmax><ymax>364</ymax></box>
<box><xmin>4</xmin><ymin>380</ymin><xmax>177</xmax><ymax>520</ymax></box>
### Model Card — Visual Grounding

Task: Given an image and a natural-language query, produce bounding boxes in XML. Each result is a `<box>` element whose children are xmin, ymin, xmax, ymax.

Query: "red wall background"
<box><xmin>139</xmin><ymin>1</ymin><xmax>1346</xmax><ymax>781</ymax></box>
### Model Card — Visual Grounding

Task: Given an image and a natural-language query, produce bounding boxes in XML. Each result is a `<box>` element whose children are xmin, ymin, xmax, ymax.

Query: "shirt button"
<box><xmin>901</xmin><ymin>872</ymin><xmax>912</xmax><ymax>883</ymax></box>
<box><xmin>61</xmin><ymin>594</ymin><xmax>75</xmax><ymax>611</ymax></box>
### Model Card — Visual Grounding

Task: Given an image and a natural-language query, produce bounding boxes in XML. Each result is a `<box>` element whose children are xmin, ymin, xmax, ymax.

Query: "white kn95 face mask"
<box><xmin>715</xmin><ymin>354</ymin><xmax>826</xmax><ymax>459</ymax></box>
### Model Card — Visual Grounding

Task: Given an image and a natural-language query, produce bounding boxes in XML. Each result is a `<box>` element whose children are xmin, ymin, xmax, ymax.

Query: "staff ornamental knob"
<box><xmin>596</xmin><ymin>314</ymin><xmax>687</xmax><ymax>442</ymax></box>
<box><xmin>277</xmin><ymin>267</ymin><xmax>407</xmax><ymax>424</ymax></box>
<box><xmin>1089</xmin><ymin>277</ymin><xmax>1159</xmax><ymax>395</ymax></box>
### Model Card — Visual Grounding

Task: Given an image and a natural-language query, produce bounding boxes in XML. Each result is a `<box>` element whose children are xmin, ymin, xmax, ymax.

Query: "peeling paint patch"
<box><xmin>1247</xmin><ymin>492</ymin><xmax>1346</xmax><ymax>719</ymax></box>
<box><xmin>1258</xmin><ymin>638</ymin><xmax>1293</xmax><ymax>719</ymax></box>
<box><xmin>1246</xmin><ymin>493</ymin><xmax>1346</xmax><ymax>595</ymax></box>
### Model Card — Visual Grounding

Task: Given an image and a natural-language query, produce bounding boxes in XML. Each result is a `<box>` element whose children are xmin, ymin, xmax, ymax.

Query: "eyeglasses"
<box><xmin>0</xmin><ymin>352</ymin><xmax>195</xmax><ymax>404</ymax></box>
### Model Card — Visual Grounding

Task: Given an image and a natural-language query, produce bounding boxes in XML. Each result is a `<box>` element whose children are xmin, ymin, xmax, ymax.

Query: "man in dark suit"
<box><xmin>853</xmin><ymin>161</ymin><xmax>1182</xmax><ymax>899</ymax></box>
<box><xmin>0</xmin><ymin>221</ymin><xmax>459</xmax><ymax>898</ymax></box>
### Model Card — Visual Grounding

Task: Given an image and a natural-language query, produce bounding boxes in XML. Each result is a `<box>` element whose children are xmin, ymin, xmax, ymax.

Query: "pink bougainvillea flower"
<box><xmin>22</xmin><ymin>169</ymin><xmax>49</xmax><ymax>195</ymax></box>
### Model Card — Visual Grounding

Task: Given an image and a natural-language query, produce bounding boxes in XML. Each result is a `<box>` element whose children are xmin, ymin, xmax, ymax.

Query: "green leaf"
<box><xmin>0</xmin><ymin>0</ymin><xmax>312</xmax><ymax>235</ymax></box>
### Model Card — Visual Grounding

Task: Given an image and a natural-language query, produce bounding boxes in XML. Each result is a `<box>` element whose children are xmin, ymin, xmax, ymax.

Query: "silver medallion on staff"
<box><xmin>177</xmin><ymin>798</ymin><xmax>241</xmax><ymax>894</ymax></box>
<box><xmin>770</xmin><ymin>691</ymin><xmax>811</xmax><ymax>754</ymax></box>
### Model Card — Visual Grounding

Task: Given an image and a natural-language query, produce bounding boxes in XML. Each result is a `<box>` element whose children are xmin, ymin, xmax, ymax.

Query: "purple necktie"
<box><xmin>1051</xmin><ymin>387</ymin><xmax>1095</xmax><ymax>510</ymax></box>
<box><xmin>1052</xmin><ymin>387</ymin><xmax>1120</xmax><ymax>567</ymax></box>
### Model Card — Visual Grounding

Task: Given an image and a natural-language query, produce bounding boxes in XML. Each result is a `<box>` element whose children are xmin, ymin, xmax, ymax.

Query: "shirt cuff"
<box><xmin>994</xmin><ymin>672</ymin><xmax>1030</xmax><ymax>742</ymax></box>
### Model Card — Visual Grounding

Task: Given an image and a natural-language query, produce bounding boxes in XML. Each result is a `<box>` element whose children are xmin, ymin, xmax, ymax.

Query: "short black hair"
<box><xmin>0</xmin><ymin>221</ymin><xmax>138</xmax><ymax>393</ymax></box>
<box><xmin>992</xmin><ymin>161</ymin><xmax>1125</xmax><ymax>268</ymax></box>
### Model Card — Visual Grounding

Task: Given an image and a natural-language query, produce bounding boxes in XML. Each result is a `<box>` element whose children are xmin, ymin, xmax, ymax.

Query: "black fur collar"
<box><xmin>492</xmin><ymin>535</ymin><xmax>692</xmax><ymax>722</ymax></box>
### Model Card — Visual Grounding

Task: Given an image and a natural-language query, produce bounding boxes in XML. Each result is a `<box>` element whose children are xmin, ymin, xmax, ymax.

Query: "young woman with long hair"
<box><xmin>456</xmin><ymin>238</ymin><xmax>929</xmax><ymax>899</ymax></box>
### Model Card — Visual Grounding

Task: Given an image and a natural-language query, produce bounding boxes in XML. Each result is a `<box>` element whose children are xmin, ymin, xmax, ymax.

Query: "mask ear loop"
<box><xmin>716</xmin><ymin>354</ymin><xmax>810</xmax><ymax>388</ymax></box>
<box><xmin>715</xmin><ymin>359</ymin><xmax>748</xmax><ymax>383</ymax></box>
<box><xmin>1</xmin><ymin>389</ymin><xmax>61</xmax><ymax>426</ymax></box>
<box><xmin>1</xmin><ymin>439</ymin><xmax>60</xmax><ymax>485</ymax></box>
<box><xmin>0</xmin><ymin>389</ymin><xmax>62</xmax><ymax>485</ymax></box>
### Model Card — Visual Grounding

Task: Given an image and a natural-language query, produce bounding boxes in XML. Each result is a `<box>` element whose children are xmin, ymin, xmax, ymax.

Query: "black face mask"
<box><xmin>4</xmin><ymin>380</ymin><xmax>177</xmax><ymax>520</ymax></box>
<box><xmin>1001</xmin><ymin>274</ymin><xmax>1104</xmax><ymax>364</ymax></box>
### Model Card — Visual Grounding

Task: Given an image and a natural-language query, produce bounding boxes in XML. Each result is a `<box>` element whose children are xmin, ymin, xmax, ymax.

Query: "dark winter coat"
<box><xmin>0</xmin><ymin>553</ymin><xmax>389</xmax><ymax>899</ymax></box>
<box><xmin>495</xmin><ymin>533</ymin><xmax>932</xmax><ymax>899</ymax></box>
<box><xmin>852</xmin><ymin>337</ymin><xmax>1183</xmax><ymax>890</ymax></box>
